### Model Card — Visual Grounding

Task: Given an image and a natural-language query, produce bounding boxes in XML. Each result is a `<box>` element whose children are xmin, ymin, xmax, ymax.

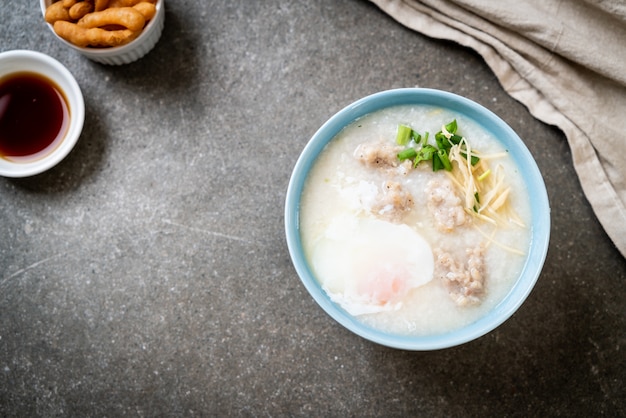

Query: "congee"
<box><xmin>300</xmin><ymin>105</ymin><xmax>532</xmax><ymax>336</ymax></box>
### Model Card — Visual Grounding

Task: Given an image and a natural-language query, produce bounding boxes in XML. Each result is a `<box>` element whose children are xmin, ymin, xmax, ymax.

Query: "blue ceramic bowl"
<box><xmin>285</xmin><ymin>88</ymin><xmax>550</xmax><ymax>350</ymax></box>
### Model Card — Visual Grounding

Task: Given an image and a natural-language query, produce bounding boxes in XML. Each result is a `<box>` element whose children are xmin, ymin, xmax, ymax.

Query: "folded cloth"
<box><xmin>368</xmin><ymin>0</ymin><xmax>626</xmax><ymax>257</ymax></box>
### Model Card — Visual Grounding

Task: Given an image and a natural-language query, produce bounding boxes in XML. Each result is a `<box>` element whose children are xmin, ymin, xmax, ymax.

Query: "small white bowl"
<box><xmin>40</xmin><ymin>0</ymin><xmax>165</xmax><ymax>65</ymax></box>
<box><xmin>0</xmin><ymin>50</ymin><xmax>84</xmax><ymax>178</ymax></box>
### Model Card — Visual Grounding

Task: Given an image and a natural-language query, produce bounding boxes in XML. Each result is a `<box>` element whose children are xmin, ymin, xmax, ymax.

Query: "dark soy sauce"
<box><xmin>0</xmin><ymin>72</ymin><xmax>69</xmax><ymax>162</ymax></box>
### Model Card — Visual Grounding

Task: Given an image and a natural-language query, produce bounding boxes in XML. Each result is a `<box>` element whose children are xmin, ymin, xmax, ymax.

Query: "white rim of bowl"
<box><xmin>0</xmin><ymin>50</ymin><xmax>85</xmax><ymax>177</ymax></box>
<box><xmin>285</xmin><ymin>88</ymin><xmax>550</xmax><ymax>350</ymax></box>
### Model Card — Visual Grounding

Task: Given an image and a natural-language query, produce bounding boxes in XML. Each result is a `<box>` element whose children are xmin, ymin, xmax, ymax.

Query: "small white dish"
<box><xmin>0</xmin><ymin>50</ymin><xmax>84</xmax><ymax>178</ymax></box>
<box><xmin>40</xmin><ymin>0</ymin><xmax>165</xmax><ymax>65</ymax></box>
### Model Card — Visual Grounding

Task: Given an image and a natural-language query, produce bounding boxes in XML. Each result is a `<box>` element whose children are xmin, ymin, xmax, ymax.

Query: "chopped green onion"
<box><xmin>395</xmin><ymin>119</ymin><xmax>479</xmax><ymax>173</ymax></box>
<box><xmin>449</xmin><ymin>134</ymin><xmax>463</xmax><ymax>145</ymax></box>
<box><xmin>438</xmin><ymin>149</ymin><xmax>452</xmax><ymax>171</ymax></box>
<box><xmin>435</xmin><ymin>133</ymin><xmax>451</xmax><ymax>152</ymax></box>
<box><xmin>398</xmin><ymin>148</ymin><xmax>417</xmax><ymax>161</ymax></box>
<box><xmin>432</xmin><ymin>153</ymin><xmax>443</xmax><ymax>171</ymax></box>
<box><xmin>409</xmin><ymin>144</ymin><xmax>437</xmax><ymax>168</ymax></box>
<box><xmin>420</xmin><ymin>144</ymin><xmax>437</xmax><ymax>157</ymax></box>
<box><xmin>396</xmin><ymin>124</ymin><xmax>412</xmax><ymax>145</ymax></box>
<box><xmin>445</xmin><ymin>119</ymin><xmax>458</xmax><ymax>134</ymax></box>
<box><xmin>461</xmin><ymin>152</ymin><xmax>480</xmax><ymax>165</ymax></box>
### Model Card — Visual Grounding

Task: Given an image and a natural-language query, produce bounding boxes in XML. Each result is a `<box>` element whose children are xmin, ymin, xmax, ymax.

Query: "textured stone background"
<box><xmin>1</xmin><ymin>1</ymin><xmax>624</xmax><ymax>416</ymax></box>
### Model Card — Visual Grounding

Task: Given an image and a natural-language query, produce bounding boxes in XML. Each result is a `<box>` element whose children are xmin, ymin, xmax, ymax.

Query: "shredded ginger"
<box><xmin>446</xmin><ymin>138</ymin><xmax>526</xmax><ymax>230</ymax></box>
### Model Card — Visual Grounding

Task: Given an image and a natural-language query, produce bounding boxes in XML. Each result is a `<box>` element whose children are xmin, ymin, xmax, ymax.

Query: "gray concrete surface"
<box><xmin>1</xmin><ymin>1</ymin><xmax>624</xmax><ymax>416</ymax></box>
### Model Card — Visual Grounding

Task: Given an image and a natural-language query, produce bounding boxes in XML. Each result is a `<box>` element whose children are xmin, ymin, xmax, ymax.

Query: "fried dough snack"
<box><xmin>54</xmin><ymin>21</ymin><xmax>140</xmax><ymax>47</ymax></box>
<box><xmin>132</xmin><ymin>2</ymin><xmax>156</xmax><ymax>20</ymax></box>
<box><xmin>45</xmin><ymin>0</ymin><xmax>157</xmax><ymax>48</ymax></box>
<box><xmin>77</xmin><ymin>7</ymin><xmax>146</xmax><ymax>31</ymax></box>
<box><xmin>95</xmin><ymin>0</ymin><xmax>109</xmax><ymax>11</ymax></box>
<box><xmin>69</xmin><ymin>2</ymin><xmax>94</xmax><ymax>20</ymax></box>
<box><xmin>109</xmin><ymin>0</ymin><xmax>148</xmax><ymax>7</ymax></box>
<box><xmin>45</xmin><ymin>1</ymin><xmax>71</xmax><ymax>24</ymax></box>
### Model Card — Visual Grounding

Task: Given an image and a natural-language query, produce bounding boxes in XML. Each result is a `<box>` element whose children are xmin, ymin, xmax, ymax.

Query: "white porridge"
<box><xmin>300</xmin><ymin>105</ymin><xmax>532</xmax><ymax>336</ymax></box>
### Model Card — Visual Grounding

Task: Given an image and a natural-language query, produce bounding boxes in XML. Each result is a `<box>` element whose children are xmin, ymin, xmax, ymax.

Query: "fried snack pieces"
<box><xmin>77</xmin><ymin>7</ymin><xmax>146</xmax><ymax>32</ymax></box>
<box><xmin>45</xmin><ymin>0</ymin><xmax>157</xmax><ymax>48</ymax></box>
<box><xmin>69</xmin><ymin>2</ymin><xmax>94</xmax><ymax>20</ymax></box>
<box><xmin>53</xmin><ymin>21</ymin><xmax>140</xmax><ymax>47</ymax></box>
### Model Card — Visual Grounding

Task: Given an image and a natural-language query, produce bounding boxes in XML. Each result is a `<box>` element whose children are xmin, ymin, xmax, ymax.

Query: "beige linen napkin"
<box><xmin>368</xmin><ymin>0</ymin><xmax>626</xmax><ymax>257</ymax></box>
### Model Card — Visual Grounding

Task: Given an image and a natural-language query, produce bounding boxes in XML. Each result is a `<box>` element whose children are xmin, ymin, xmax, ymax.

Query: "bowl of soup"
<box><xmin>284</xmin><ymin>88</ymin><xmax>550</xmax><ymax>350</ymax></box>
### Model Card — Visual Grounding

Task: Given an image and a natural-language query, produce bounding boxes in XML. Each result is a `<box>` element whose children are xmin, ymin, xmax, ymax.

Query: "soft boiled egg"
<box><xmin>309</xmin><ymin>215</ymin><xmax>434</xmax><ymax>316</ymax></box>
